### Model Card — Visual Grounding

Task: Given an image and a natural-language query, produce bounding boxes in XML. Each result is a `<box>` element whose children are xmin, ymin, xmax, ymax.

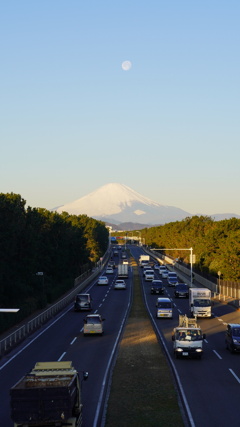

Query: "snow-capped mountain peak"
<box><xmin>55</xmin><ymin>183</ymin><xmax>191</xmax><ymax>225</ymax></box>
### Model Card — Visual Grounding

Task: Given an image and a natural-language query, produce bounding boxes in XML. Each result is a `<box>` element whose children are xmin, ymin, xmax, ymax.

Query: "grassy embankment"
<box><xmin>105</xmin><ymin>258</ymin><xmax>185</xmax><ymax>427</ymax></box>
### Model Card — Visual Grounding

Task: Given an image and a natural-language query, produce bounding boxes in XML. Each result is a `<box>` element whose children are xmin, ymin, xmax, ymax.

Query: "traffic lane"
<box><xmin>145</xmin><ymin>287</ymin><xmax>240</xmax><ymax>427</ymax></box>
<box><xmin>65</xmin><ymin>286</ymin><xmax>132</xmax><ymax>427</ymax></box>
<box><xmin>0</xmin><ymin>269</ymin><xmax>132</xmax><ymax>426</ymax></box>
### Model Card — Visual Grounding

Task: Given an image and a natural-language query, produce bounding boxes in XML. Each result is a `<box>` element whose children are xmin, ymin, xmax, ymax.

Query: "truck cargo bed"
<box><xmin>11</xmin><ymin>374</ymin><xmax>78</xmax><ymax>424</ymax></box>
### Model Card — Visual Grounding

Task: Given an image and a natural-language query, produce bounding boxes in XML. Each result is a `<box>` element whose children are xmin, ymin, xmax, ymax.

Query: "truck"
<box><xmin>139</xmin><ymin>254</ymin><xmax>150</xmax><ymax>267</ymax></box>
<box><xmin>10</xmin><ymin>361</ymin><xmax>88</xmax><ymax>427</ymax></box>
<box><xmin>118</xmin><ymin>263</ymin><xmax>128</xmax><ymax>278</ymax></box>
<box><xmin>189</xmin><ymin>288</ymin><xmax>212</xmax><ymax>318</ymax></box>
<box><xmin>172</xmin><ymin>314</ymin><xmax>206</xmax><ymax>359</ymax></box>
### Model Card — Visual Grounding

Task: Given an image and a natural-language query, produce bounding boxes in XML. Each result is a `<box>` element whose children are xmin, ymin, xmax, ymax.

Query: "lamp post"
<box><xmin>128</xmin><ymin>232</ymin><xmax>133</xmax><ymax>244</ymax></box>
<box><xmin>136</xmin><ymin>231</ymin><xmax>141</xmax><ymax>246</ymax></box>
<box><xmin>217</xmin><ymin>271</ymin><xmax>221</xmax><ymax>295</ymax></box>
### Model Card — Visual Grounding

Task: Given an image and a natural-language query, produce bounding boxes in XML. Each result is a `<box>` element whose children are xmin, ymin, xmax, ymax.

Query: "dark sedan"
<box><xmin>151</xmin><ymin>280</ymin><xmax>164</xmax><ymax>295</ymax></box>
<box><xmin>174</xmin><ymin>283</ymin><xmax>189</xmax><ymax>298</ymax></box>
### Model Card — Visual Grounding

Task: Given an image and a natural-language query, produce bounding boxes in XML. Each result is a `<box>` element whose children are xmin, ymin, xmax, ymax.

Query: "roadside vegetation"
<box><xmin>113</xmin><ymin>216</ymin><xmax>240</xmax><ymax>281</ymax></box>
<box><xmin>105</xmin><ymin>259</ymin><xmax>185</xmax><ymax>427</ymax></box>
<box><xmin>0</xmin><ymin>193</ymin><xmax>109</xmax><ymax>333</ymax></box>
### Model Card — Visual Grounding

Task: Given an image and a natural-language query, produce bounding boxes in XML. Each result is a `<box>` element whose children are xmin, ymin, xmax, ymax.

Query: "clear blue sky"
<box><xmin>1</xmin><ymin>1</ymin><xmax>240</xmax><ymax>216</ymax></box>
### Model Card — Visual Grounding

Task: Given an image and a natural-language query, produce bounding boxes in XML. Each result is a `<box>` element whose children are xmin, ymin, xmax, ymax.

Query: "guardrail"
<box><xmin>144</xmin><ymin>247</ymin><xmax>240</xmax><ymax>307</ymax></box>
<box><xmin>0</xmin><ymin>249</ymin><xmax>111</xmax><ymax>358</ymax></box>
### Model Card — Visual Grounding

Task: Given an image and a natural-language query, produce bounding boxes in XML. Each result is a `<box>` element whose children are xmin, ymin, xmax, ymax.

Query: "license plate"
<box><xmin>182</xmin><ymin>352</ymin><xmax>189</xmax><ymax>356</ymax></box>
<box><xmin>90</xmin><ymin>331</ymin><xmax>95</xmax><ymax>333</ymax></box>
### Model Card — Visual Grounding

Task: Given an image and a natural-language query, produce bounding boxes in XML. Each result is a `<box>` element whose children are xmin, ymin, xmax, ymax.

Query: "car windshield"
<box><xmin>194</xmin><ymin>299</ymin><xmax>211</xmax><ymax>307</ymax></box>
<box><xmin>86</xmin><ymin>317</ymin><xmax>101</xmax><ymax>324</ymax></box>
<box><xmin>157</xmin><ymin>302</ymin><xmax>171</xmax><ymax>308</ymax></box>
<box><xmin>232</xmin><ymin>328</ymin><xmax>240</xmax><ymax>337</ymax></box>
<box><xmin>177</xmin><ymin>329</ymin><xmax>202</xmax><ymax>341</ymax></box>
<box><xmin>177</xmin><ymin>285</ymin><xmax>187</xmax><ymax>291</ymax></box>
<box><xmin>77</xmin><ymin>295</ymin><xmax>88</xmax><ymax>302</ymax></box>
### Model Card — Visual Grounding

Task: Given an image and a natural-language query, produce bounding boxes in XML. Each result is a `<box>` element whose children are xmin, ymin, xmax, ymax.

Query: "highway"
<box><xmin>130</xmin><ymin>245</ymin><xmax>240</xmax><ymax>427</ymax></box>
<box><xmin>1</xmin><ymin>244</ymin><xmax>240</xmax><ymax>427</ymax></box>
<box><xmin>0</xmin><ymin>248</ymin><xmax>132</xmax><ymax>427</ymax></box>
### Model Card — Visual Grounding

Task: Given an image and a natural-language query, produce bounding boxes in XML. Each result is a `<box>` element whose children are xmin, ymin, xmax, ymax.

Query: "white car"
<box><xmin>114</xmin><ymin>279</ymin><xmax>127</xmax><ymax>290</ymax></box>
<box><xmin>83</xmin><ymin>314</ymin><xmax>105</xmax><ymax>335</ymax></box>
<box><xmin>144</xmin><ymin>270</ymin><xmax>155</xmax><ymax>281</ymax></box>
<box><xmin>105</xmin><ymin>267</ymin><xmax>114</xmax><ymax>274</ymax></box>
<box><xmin>98</xmin><ymin>276</ymin><xmax>109</xmax><ymax>285</ymax></box>
<box><xmin>161</xmin><ymin>269</ymin><xmax>169</xmax><ymax>278</ymax></box>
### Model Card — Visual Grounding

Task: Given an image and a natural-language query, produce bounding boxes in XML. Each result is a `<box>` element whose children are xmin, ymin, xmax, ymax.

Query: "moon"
<box><xmin>121</xmin><ymin>60</ymin><xmax>132</xmax><ymax>71</ymax></box>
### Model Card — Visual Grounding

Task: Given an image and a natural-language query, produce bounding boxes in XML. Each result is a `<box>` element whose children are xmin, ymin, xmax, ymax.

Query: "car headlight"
<box><xmin>176</xmin><ymin>348</ymin><xmax>183</xmax><ymax>352</ymax></box>
<box><xmin>233</xmin><ymin>339</ymin><xmax>238</xmax><ymax>343</ymax></box>
<box><xmin>195</xmin><ymin>348</ymin><xmax>203</xmax><ymax>352</ymax></box>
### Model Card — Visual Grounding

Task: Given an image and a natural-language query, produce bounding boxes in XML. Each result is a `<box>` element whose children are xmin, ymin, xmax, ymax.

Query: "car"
<box><xmin>145</xmin><ymin>270</ymin><xmax>155</xmax><ymax>281</ymax></box>
<box><xmin>113</xmin><ymin>250</ymin><xmax>118</xmax><ymax>256</ymax></box>
<box><xmin>167</xmin><ymin>272</ymin><xmax>178</xmax><ymax>286</ymax></box>
<box><xmin>151</xmin><ymin>280</ymin><xmax>164</xmax><ymax>295</ymax></box>
<box><xmin>74</xmin><ymin>293</ymin><xmax>92</xmax><ymax>311</ymax></box>
<box><xmin>98</xmin><ymin>276</ymin><xmax>109</xmax><ymax>285</ymax></box>
<box><xmin>225</xmin><ymin>323</ymin><xmax>240</xmax><ymax>353</ymax></box>
<box><xmin>83</xmin><ymin>314</ymin><xmax>105</xmax><ymax>336</ymax></box>
<box><xmin>105</xmin><ymin>267</ymin><xmax>114</xmax><ymax>274</ymax></box>
<box><xmin>144</xmin><ymin>270</ymin><xmax>154</xmax><ymax>282</ymax></box>
<box><xmin>121</xmin><ymin>253</ymin><xmax>127</xmax><ymax>259</ymax></box>
<box><xmin>174</xmin><ymin>283</ymin><xmax>189</xmax><ymax>298</ymax></box>
<box><xmin>108</xmin><ymin>261</ymin><xmax>115</xmax><ymax>269</ymax></box>
<box><xmin>114</xmin><ymin>279</ymin><xmax>127</xmax><ymax>290</ymax></box>
<box><xmin>161</xmin><ymin>269</ymin><xmax>169</xmax><ymax>278</ymax></box>
<box><xmin>156</xmin><ymin>297</ymin><xmax>173</xmax><ymax>319</ymax></box>
<box><xmin>143</xmin><ymin>267</ymin><xmax>153</xmax><ymax>275</ymax></box>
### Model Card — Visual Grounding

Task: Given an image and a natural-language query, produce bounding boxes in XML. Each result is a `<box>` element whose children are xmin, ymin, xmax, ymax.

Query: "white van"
<box><xmin>156</xmin><ymin>297</ymin><xmax>173</xmax><ymax>319</ymax></box>
<box><xmin>83</xmin><ymin>314</ymin><xmax>105</xmax><ymax>336</ymax></box>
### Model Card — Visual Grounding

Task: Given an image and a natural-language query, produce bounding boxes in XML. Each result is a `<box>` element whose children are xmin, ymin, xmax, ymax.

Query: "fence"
<box><xmin>0</xmin><ymin>248</ymin><xmax>111</xmax><ymax>358</ymax></box>
<box><xmin>146</xmin><ymin>247</ymin><xmax>240</xmax><ymax>302</ymax></box>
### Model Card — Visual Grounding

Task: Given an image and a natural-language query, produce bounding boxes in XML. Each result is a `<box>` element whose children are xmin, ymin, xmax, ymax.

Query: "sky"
<box><xmin>1</xmin><ymin>1</ymin><xmax>240</xmax><ymax>216</ymax></box>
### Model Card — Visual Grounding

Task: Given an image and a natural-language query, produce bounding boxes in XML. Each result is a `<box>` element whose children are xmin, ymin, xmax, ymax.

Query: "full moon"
<box><xmin>121</xmin><ymin>60</ymin><xmax>132</xmax><ymax>71</ymax></box>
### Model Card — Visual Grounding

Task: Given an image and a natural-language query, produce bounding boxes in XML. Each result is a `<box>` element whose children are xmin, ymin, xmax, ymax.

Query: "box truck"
<box><xmin>189</xmin><ymin>288</ymin><xmax>212</xmax><ymax>318</ymax></box>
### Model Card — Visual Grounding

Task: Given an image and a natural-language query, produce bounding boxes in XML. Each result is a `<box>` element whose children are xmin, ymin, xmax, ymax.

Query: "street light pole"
<box><xmin>190</xmin><ymin>247</ymin><xmax>193</xmax><ymax>286</ymax></box>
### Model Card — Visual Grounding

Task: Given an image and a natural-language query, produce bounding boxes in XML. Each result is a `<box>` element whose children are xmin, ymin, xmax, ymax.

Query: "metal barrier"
<box><xmin>0</xmin><ymin>248</ymin><xmax>111</xmax><ymax>358</ymax></box>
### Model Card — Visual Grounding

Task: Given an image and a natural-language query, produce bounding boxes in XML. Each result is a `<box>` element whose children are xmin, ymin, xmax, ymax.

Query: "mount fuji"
<box><xmin>54</xmin><ymin>183</ymin><xmax>191</xmax><ymax>226</ymax></box>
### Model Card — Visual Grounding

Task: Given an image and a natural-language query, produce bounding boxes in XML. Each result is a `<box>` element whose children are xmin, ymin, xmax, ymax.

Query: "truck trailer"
<box><xmin>189</xmin><ymin>288</ymin><xmax>212</xmax><ymax>318</ymax></box>
<box><xmin>172</xmin><ymin>314</ymin><xmax>206</xmax><ymax>359</ymax></box>
<box><xmin>10</xmin><ymin>361</ymin><xmax>88</xmax><ymax>427</ymax></box>
<box><xmin>118</xmin><ymin>263</ymin><xmax>128</xmax><ymax>278</ymax></box>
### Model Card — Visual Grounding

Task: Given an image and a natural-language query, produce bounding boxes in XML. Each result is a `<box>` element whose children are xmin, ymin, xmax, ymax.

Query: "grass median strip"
<box><xmin>105</xmin><ymin>262</ymin><xmax>185</xmax><ymax>427</ymax></box>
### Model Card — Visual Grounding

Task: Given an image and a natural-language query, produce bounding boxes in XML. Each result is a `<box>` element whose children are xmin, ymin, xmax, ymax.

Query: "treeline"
<box><xmin>0</xmin><ymin>193</ymin><xmax>109</xmax><ymax>332</ymax></box>
<box><xmin>138</xmin><ymin>216</ymin><xmax>240</xmax><ymax>281</ymax></box>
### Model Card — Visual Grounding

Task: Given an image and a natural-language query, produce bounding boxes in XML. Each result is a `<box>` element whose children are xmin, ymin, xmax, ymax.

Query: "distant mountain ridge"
<box><xmin>54</xmin><ymin>183</ymin><xmax>191</xmax><ymax>225</ymax></box>
<box><xmin>53</xmin><ymin>183</ymin><xmax>240</xmax><ymax>226</ymax></box>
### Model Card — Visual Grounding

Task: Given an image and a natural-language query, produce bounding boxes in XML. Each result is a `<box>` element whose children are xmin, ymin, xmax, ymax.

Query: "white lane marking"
<box><xmin>218</xmin><ymin>318</ymin><xmax>223</xmax><ymax>322</ymax></box>
<box><xmin>229</xmin><ymin>369</ymin><xmax>240</xmax><ymax>384</ymax></box>
<box><xmin>70</xmin><ymin>337</ymin><xmax>77</xmax><ymax>345</ymax></box>
<box><xmin>0</xmin><ymin>306</ymin><xmax>73</xmax><ymax>371</ymax></box>
<box><xmin>58</xmin><ymin>352</ymin><xmax>66</xmax><ymax>361</ymax></box>
<box><xmin>213</xmin><ymin>350</ymin><xmax>222</xmax><ymax>359</ymax></box>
